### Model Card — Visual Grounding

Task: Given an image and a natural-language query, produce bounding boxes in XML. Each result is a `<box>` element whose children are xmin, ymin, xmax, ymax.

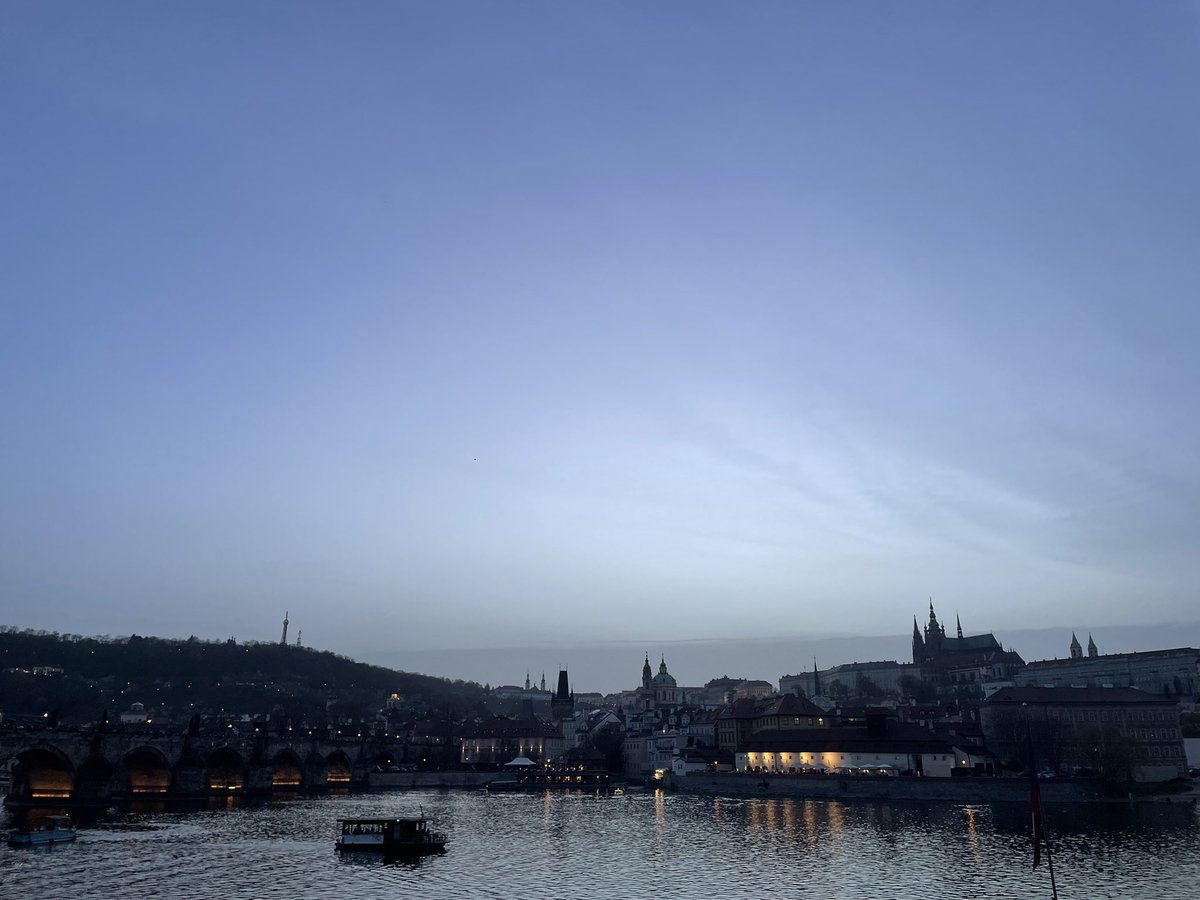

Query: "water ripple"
<box><xmin>2</xmin><ymin>791</ymin><xmax>1197</xmax><ymax>899</ymax></box>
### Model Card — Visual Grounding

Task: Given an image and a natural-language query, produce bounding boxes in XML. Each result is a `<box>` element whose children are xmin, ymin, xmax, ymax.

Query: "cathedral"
<box><xmin>912</xmin><ymin>602</ymin><xmax>1024</xmax><ymax>686</ymax></box>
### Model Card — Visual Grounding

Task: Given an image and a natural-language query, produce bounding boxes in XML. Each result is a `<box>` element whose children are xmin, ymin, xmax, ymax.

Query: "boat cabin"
<box><xmin>335</xmin><ymin>816</ymin><xmax>446</xmax><ymax>854</ymax></box>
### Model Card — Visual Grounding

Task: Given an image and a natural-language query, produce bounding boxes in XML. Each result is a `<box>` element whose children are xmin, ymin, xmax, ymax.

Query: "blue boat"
<box><xmin>6</xmin><ymin>815</ymin><xmax>77</xmax><ymax>847</ymax></box>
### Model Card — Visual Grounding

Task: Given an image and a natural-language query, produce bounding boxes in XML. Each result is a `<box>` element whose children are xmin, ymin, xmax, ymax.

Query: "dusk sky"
<box><xmin>3</xmin><ymin>3</ymin><xmax>1199</xmax><ymax>692</ymax></box>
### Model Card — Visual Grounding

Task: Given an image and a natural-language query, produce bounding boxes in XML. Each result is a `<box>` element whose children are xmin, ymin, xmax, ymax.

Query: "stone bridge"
<box><xmin>0</xmin><ymin>729</ymin><xmax>406</xmax><ymax>805</ymax></box>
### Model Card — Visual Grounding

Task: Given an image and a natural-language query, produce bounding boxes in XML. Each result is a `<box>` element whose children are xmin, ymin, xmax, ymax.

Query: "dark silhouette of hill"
<box><xmin>0</xmin><ymin>627</ymin><xmax>486</xmax><ymax>727</ymax></box>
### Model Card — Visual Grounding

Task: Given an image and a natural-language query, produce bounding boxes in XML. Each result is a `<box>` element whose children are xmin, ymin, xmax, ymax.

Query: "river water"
<box><xmin>2</xmin><ymin>790</ymin><xmax>1197</xmax><ymax>899</ymax></box>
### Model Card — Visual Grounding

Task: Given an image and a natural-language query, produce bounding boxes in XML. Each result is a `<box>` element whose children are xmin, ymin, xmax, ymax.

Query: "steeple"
<box><xmin>1070</xmin><ymin>632</ymin><xmax>1082</xmax><ymax>660</ymax></box>
<box><xmin>280</xmin><ymin>611</ymin><xmax>289</xmax><ymax>646</ymax></box>
<box><xmin>956</xmin><ymin>613</ymin><xmax>963</xmax><ymax>640</ymax></box>
<box><xmin>1087</xmin><ymin>634</ymin><xmax>1098</xmax><ymax>658</ymax></box>
<box><xmin>642</xmin><ymin>654</ymin><xmax>653</xmax><ymax>690</ymax></box>
<box><xmin>540</xmin><ymin>672</ymin><xmax>546</xmax><ymax>692</ymax></box>
<box><xmin>525</xmin><ymin>672</ymin><xmax>531</xmax><ymax>691</ymax></box>
<box><xmin>912</xmin><ymin>617</ymin><xmax>925</xmax><ymax>664</ymax></box>
<box><xmin>812</xmin><ymin>656</ymin><xmax>821</xmax><ymax>696</ymax></box>
<box><xmin>659</xmin><ymin>655</ymin><xmax>669</xmax><ymax>675</ymax></box>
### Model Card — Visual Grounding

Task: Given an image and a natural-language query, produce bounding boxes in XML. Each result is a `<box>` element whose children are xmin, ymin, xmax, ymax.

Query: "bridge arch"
<box><xmin>324</xmin><ymin>749</ymin><xmax>352</xmax><ymax>785</ymax></box>
<box><xmin>206</xmin><ymin>747</ymin><xmax>245</xmax><ymax>792</ymax></box>
<box><xmin>271</xmin><ymin>749</ymin><xmax>304</xmax><ymax>789</ymax></box>
<box><xmin>120</xmin><ymin>746</ymin><xmax>173</xmax><ymax>795</ymax></box>
<box><xmin>10</xmin><ymin>745</ymin><xmax>75</xmax><ymax>802</ymax></box>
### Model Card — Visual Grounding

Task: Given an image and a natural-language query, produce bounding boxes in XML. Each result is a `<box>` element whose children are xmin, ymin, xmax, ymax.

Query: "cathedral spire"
<box><xmin>956</xmin><ymin>613</ymin><xmax>963</xmax><ymax>640</ymax></box>
<box><xmin>1087</xmin><ymin>634</ymin><xmax>1098</xmax><ymax>658</ymax></box>
<box><xmin>1070</xmin><ymin>632</ymin><xmax>1082</xmax><ymax>660</ymax></box>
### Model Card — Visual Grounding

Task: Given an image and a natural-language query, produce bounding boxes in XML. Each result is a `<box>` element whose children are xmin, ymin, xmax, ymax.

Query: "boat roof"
<box><xmin>338</xmin><ymin>816</ymin><xmax>427</xmax><ymax>825</ymax></box>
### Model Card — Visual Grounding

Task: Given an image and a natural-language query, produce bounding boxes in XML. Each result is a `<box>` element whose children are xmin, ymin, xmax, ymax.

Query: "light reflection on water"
<box><xmin>2</xmin><ymin>790</ymin><xmax>1198</xmax><ymax>899</ymax></box>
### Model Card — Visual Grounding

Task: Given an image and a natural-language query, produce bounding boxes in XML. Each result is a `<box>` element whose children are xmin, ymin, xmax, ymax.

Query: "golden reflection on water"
<box><xmin>803</xmin><ymin>800</ymin><xmax>818</xmax><ymax>844</ymax></box>
<box><xmin>654</xmin><ymin>788</ymin><xmax>666</xmax><ymax>844</ymax></box>
<box><xmin>964</xmin><ymin>806</ymin><xmax>981</xmax><ymax>861</ymax></box>
<box><xmin>826</xmin><ymin>800</ymin><xmax>845</xmax><ymax>848</ymax></box>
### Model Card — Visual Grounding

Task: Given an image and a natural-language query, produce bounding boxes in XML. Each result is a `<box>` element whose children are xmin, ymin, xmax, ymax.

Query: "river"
<box><xmin>3</xmin><ymin>790</ymin><xmax>1198</xmax><ymax>899</ymax></box>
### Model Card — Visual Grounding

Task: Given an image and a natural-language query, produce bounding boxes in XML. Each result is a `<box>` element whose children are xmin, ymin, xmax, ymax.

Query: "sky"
<box><xmin>3</xmin><ymin>3</ymin><xmax>1199</xmax><ymax>692</ymax></box>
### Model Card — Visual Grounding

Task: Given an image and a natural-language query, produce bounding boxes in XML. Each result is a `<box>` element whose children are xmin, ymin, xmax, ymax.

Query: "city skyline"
<box><xmin>4</xmin><ymin>5</ymin><xmax>1198</xmax><ymax>670</ymax></box>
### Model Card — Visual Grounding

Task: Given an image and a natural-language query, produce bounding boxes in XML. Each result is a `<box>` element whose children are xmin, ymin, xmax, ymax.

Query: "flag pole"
<box><xmin>1024</xmin><ymin>703</ymin><xmax>1059</xmax><ymax>900</ymax></box>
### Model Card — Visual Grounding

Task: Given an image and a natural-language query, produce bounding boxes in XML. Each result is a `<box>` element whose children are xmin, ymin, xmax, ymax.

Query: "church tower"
<box><xmin>924</xmin><ymin>602</ymin><xmax>945</xmax><ymax>657</ymax></box>
<box><xmin>1087</xmin><ymin>634</ymin><xmax>1098</xmax><ymax>658</ymax></box>
<box><xmin>912</xmin><ymin>617</ymin><xmax>925</xmax><ymax>664</ymax></box>
<box><xmin>1070</xmin><ymin>633</ymin><xmax>1083</xmax><ymax>660</ymax></box>
<box><xmin>642</xmin><ymin>654</ymin><xmax>653</xmax><ymax>691</ymax></box>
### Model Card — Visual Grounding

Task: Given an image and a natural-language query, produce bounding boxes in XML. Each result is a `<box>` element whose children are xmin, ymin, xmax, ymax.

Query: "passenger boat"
<box><xmin>335</xmin><ymin>815</ymin><xmax>447</xmax><ymax>856</ymax></box>
<box><xmin>6</xmin><ymin>815</ymin><xmax>77</xmax><ymax>847</ymax></box>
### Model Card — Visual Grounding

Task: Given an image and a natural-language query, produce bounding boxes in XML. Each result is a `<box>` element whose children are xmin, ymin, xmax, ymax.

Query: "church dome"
<box><xmin>653</xmin><ymin>657</ymin><xmax>677</xmax><ymax>686</ymax></box>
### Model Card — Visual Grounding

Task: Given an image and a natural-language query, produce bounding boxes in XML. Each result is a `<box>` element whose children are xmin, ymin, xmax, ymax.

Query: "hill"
<box><xmin>0</xmin><ymin>627</ymin><xmax>488</xmax><ymax>728</ymax></box>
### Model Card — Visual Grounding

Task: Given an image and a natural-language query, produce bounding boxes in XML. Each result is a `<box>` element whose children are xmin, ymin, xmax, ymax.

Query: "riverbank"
<box><xmin>666</xmin><ymin>773</ymin><xmax>1196</xmax><ymax>804</ymax></box>
<box><xmin>366</xmin><ymin>771</ymin><xmax>494</xmax><ymax>790</ymax></box>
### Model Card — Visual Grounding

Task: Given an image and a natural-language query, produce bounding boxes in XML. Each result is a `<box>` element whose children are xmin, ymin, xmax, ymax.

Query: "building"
<box><xmin>784</xmin><ymin>660</ymin><xmax>919</xmax><ymax>701</ymax></box>
<box><xmin>738</xmin><ymin>718</ymin><xmax>960</xmax><ymax>777</ymax></box>
<box><xmin>550</xmin><ymin>669</ymin><xmax>574</xmax><ymax>722</ymax></box>
<box><xmin>981</xmin><ymin>686</ymin><xmax>1187</xmax><ymax>782</ymax></box>
<box><xmin>118</xmin><ymin>702</ymin><xmax>150</xmax><ymax>726</ymax></box>
<box><xmin>459</xmin><ymin>716</ymin><xmax>564</xmax><ymax>766</ymax></box>
<box><xmin>716</xmin><ymin>694</ymin><xmax>829</xmax><ymax>755</ymax></box>
<box><xmin>912</xmin><ymin>603</ymin><xmax>1024</xmax><ymax>698</ymax></box>
<box><xmin>1015</xmin><ymin>642</ymin><xmax>1200</xmax><ymax>710</ymax></box>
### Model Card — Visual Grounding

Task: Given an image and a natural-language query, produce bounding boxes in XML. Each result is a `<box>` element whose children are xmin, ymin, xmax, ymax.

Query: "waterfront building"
<box><xmin>981</xmin><ymin>686</ymin><xmax>1187</xmax><ymax>782</ymax></box>
<box><xmin>716</xmin><ymin>694</ymin><xmax>829</xmax><ymax>755</ymax></box>
<box><xmin>459</xmin><ymin>716</ymin><xmax>564</xmax><ymax>766</ymax></box>
<box><xmin>737</xmin><ymin>718</ymin><xmax>959</xmax><ymax>777</ymax></box>
<box><xmin>1015</xmin><ymin>642</ymin><xmax>1200</xmax><ymax>710</ymax></box>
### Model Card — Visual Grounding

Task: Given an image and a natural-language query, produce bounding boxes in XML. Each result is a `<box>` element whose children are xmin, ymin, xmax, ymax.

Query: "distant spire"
<box><xmin>525</xmin><ymin>672</ymin><xmax>531</xmax><ymax>691</ymax></box>
<box><xmin>1070</xmin><ymin>632</ymin><xmax>1082</xmax><ymax>660</ymax></box>
<box><xmin>812</xmin><ymin>656</ymin><xmax>821</xmax><ymax>696</ymax></box>
<box><xmin>281</xmin><ymin>611</ymin><xmax>289</xmax><ymax>646</ymax></box>
<box><xmin>956</xmin><ymin>613</ymin><xmax>963</xmax><ymax>640</ymax></box>
<box><xmin>1087</xmin><ymin>634</ymin><xmax>1098</xmax><ymax>658</ymax></box>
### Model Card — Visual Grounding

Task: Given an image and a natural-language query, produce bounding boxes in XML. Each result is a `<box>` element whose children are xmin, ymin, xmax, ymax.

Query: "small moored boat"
<box><xmin>6</xmin><ymin>815</ymin><xmax>77</xmax><ymax>847</ymax></box>
<box><xmin>335</xmin><ymin>815</ymin><xmax>446</xmax><ymax>856</ymax></box>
